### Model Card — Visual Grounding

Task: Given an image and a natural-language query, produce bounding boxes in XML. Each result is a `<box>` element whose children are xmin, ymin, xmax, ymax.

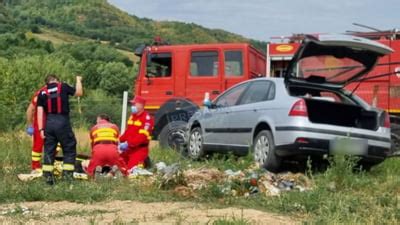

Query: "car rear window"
<box><xmin>288</xmin><ymin>86</ymin><xmax>355</xmax><ymax>104</ymax></box>
<box><xmin>238</xmin><ymin>81</ymin><xmax>274</xmax><ymax>105</ymax></box>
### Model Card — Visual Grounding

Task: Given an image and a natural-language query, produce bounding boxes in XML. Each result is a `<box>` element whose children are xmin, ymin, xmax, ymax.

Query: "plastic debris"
<box><xmin>218</xmin><ymin>166</ymin><xmax>313</xmax><ymax>197</ymax></box>
<box><xmin>224</xmin><ymin>169</ymin><xmax>244</xmax><ymax>178</ymax></box>
<box><xmin>155</xmin><ymin>162</ymin><xmax>167</xmax><ymax>172</ymax></box>
<box><xmin>128</xmin><ymin>166</ymin><xmax>153</xmax><ymax>178</ymax></box>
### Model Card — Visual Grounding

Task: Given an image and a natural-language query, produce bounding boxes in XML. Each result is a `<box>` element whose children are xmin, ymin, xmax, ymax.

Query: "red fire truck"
<box><xmin>134</xmin><ymin>31</ymin><xmax>400</xmax><ymax>149</ymax></box>
<box><xmin>134</xmin><ymin>42</ymin><xmax>265</xmax><ymax>148</ymax></box>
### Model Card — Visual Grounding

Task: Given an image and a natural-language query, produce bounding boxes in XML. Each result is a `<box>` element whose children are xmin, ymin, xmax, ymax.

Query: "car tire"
<box><xmin>159</xmin><ymin>121</ymin><xmax>187</xmax><ymax>153</ymax></box>
<box><xmin>252</xmin><ymin>130</ymin><xmax>281</xmax><ymax>172</ymax></box>
<box><xmin>188</xmin><ymin>127</ymin><xmax>205</xmax><ymax>160</ymax></box>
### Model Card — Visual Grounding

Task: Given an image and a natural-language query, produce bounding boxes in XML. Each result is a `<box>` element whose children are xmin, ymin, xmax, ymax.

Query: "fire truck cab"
<box><xmin>134</xmin><ymin>42</ymin><xmax>265</xmax><ymax>148</ymax></box>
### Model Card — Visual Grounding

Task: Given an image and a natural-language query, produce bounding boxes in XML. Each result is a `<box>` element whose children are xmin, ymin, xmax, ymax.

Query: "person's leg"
<box><xmin>42</xmin><ymin>121</ymin><xmax>58</xmax><ymax>185</ymax></box>
<box><xmin>106</xmin><ymin>147</ymin><xmax>128</xmax><ymax>176</ymax></box>
<box><xmin>57</xmin><ymin>117</ymin><xmax>77</xmax><ymax>180</ymax></box>
<box><xmin>126</xmin><ymin>148</ymin><xmax>149</xmax><ymax>171</ymax></box>
<box><xmin>87</xmin><ymin>156</ymin><xmax>100</xmax><ymax>177</ymax></box>
<box><xmin>115</xmin><ymin>156</ymin><xmax>128</xmax><ymax>176</ymax></box>
<box><xmin>31</xmin><ymin>129</ymin><xmax>44</xmax><ymax>171</ymax></box>
<box><xmin>86</xmin><ymin>147</ymin><xmax>105</xmax><ymax>177</ymax></box>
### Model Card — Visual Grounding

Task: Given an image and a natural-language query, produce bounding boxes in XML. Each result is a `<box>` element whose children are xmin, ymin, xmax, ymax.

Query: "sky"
<box><xmin>108</xmin><ymin>0</ymin><xmax>400</xmax><ymax>41</ymax></box>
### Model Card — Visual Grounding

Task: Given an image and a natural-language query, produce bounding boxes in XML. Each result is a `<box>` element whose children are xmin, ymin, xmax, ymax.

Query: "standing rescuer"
<box><xmin>119</xmin><ymin>96</ymin><xmax>154</xmax><ymax>172</ymax></box>
<box><xmin>37</xmin><ymin>74</ymin><xmax>83</xmax><ymax>185</ymax></box>
<box><xmin>26</xmin><ymin>84</ymin><xmax>47</xmax><ymax>173</ymax></box>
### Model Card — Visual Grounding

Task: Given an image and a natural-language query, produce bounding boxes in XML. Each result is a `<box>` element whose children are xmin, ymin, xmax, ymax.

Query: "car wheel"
<box><xmin>188</xmin><ymin>127</ymin><xmax>205</xmax><ymax>160</ymax></box>
<box><xmin>253</xmin><ymin>130</ymin><xmax>281</xmax><ymax>172</ymax></box>
<box><xmin>159</xmin><ymin>121</ymin><xmax>188</xmax><ymax>153</ymax></box>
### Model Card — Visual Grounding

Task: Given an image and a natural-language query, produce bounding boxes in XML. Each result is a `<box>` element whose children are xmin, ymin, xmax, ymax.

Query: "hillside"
<box><xmin>0</xmin><ymin>0</ymin><xmax>267</xmax><ymax>131</ymax></box>
<box><xmin>4</xmin><ymin>0</ymin><xmax>266</xmax><ymax>51</ymax></box>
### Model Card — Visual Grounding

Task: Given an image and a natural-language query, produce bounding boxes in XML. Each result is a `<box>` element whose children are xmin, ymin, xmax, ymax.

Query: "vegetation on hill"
<box><xmin>0</xmin><ymin>0</ymin><xmax>266</xmax><ymax>131</ymax></box>
<box><xmin>5</xmin><ymin>0</ymin><xmax>266</xmax><ymax>51</ymax></box>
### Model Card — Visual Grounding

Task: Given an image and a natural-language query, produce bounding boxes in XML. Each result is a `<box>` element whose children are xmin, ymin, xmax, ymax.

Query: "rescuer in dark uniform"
<box><xmin>37</xmin><ymin>74</ymin><xmax>83</xmax><ymax>185</ymax></box>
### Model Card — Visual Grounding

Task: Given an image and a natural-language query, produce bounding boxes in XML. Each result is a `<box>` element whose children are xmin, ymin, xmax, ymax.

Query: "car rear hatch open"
<box><xmin>285</xmin><ymin>34</ymin><xmax>393</xmax><ymax>89</ymax></box>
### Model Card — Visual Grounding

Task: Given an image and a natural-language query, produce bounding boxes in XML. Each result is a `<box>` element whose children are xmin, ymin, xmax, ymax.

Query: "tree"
<box><xmin>97</xmin><ymin>62</ymin><xmax>133</xmax><ymax>96</ymax></box>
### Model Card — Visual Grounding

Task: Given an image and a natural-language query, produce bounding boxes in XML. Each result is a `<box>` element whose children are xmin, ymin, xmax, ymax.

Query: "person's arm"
<box><xmin>75</xmin><ymin>76</ymin><xmax>83</xmax><ymax>97</ymax></box>
<box><xmin>127</xmin><ymin>115</ymin><xmax>154</xmax><ymax>148</ymax></box>
<box><xmin>26</xmin><ymin>102</ymin><xmax>35</xmax><ymax>126</ymax></box>
<box><xmin>37</xmin><ymin>106</ymin><xmax>45</xmax><ymax>139</ymax></box>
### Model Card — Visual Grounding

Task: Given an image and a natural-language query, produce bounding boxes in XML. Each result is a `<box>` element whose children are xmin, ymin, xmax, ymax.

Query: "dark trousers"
<box><xmin>42</xmin><ymin>114</ymin><xmax>77</xmax><ymax>180</ymax></box>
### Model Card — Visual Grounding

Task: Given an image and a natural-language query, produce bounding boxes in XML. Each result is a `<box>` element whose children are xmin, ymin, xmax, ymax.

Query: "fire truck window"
<box><xmin>147</xmin><ymin>53</ymin><xmax>172</xmax><ymax>78</ymax></box>
<box><xmin>224</xmin><ymin>51</ymin><xmax>243</xmax><ymax>76</ymax></box>
<box><xmin>190</xmin><ymin>51</ymin><xmax>218</xmax><ymax>76</ymax></box>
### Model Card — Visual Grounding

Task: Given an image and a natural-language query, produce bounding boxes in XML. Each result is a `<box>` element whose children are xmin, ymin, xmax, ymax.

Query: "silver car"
<box><xmin>186</xmin><ymin>34</ymin><xmax>393</xmax><ymax>171</ymax></box>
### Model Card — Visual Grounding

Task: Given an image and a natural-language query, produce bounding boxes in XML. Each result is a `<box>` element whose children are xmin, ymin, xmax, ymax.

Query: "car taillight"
<box><xmin>384</xmin><ymin>112</ymin><xmax>391</xmax><ymax>128</ymax></box>
<box><xmin>289</xmin><ymin>99</ymin><xmax>308</xmax><ymax>117</ymax></box>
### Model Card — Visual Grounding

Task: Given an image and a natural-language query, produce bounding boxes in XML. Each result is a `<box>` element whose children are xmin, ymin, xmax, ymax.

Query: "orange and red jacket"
<box><xmin>119</xmin><ymin>111</ymin><xmax>154</xmax><ymax>149</ymax></box>
<box><xmin>90</xmin><ymin>120</ymin><xmax>120</xmax><ymax>148</ymax></box>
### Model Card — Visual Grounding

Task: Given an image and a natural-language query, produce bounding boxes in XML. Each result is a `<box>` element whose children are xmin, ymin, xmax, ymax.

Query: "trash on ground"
<box><xmin>17</xmin><ymin>158</ymin><xmax>313</xmax><ymax>198</ymax></box>
<box><xmin>128</xmin><ymin>166</ymin><xmax>153</xmax><ymax>179</ymax></box>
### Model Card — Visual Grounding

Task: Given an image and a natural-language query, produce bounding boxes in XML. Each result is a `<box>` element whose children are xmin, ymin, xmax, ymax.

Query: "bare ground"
<box><xmin>0</xmin><ymin>200</ymin><xmax>298</xmax><ymax>224</ymax></box>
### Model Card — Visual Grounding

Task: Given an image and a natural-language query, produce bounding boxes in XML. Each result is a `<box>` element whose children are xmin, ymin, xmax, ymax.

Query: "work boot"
<box><xmin>111</xmin><ymin>165</ymin><xmax>123</xmax><ymax>179</ymax></box>
<box><xmin>43</xmin><ymin>172</ymin><xmax>55</xmax><ymax>186</ymax></box>
<box><xmin>62</xmin><ymin>171</ymin><xmax>74</xmax><ymax>182</ymax></box>
<box><xmin>94</xmin><ymin>166</ymin><xmax>102</xmax><ymax>180</ymax></box>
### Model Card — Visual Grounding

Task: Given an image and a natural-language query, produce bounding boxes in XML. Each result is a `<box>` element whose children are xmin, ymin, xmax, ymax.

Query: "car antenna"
<box><xmin>352</xmin><ymin>23</ymin><xmax>383</xmax><ymax>32</ymax></box>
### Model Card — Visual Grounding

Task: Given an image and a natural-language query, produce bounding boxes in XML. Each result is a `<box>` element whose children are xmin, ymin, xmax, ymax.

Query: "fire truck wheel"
<box><xmin>159</xmin><ymin>121</ymin><xmax>188</xmax><ymax>154</ymax></box>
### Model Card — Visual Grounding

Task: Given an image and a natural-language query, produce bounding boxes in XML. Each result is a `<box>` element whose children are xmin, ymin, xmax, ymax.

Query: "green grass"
<box><xmin>27</xmin><ymin>28</ymin><xmax>140</xmax><ymax>63</ymax></box>
<box><xmin>1</xmin><ymin>132</ymin><xmax>400</xmax><ymax>224</ymax></box>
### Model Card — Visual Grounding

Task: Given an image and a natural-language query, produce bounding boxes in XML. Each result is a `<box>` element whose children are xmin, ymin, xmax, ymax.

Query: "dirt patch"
<box><xmin>0</xmin><ymin>201</ymin><xmax>297</xmax><ymax>224</ymax></box>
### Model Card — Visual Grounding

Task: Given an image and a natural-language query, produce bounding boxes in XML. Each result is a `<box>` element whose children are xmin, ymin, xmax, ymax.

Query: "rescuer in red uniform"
<box><xmin>26</xmin><ymin>84</ymin><xmax>50</xmax><ymax>173</ymax></box>
<box><xmin>119</xmin><ymin>96</ymin><xmax>154</xmax><ymax>171</ymax></box>
<box><xmin>87</xmin><ymin>114</ymin><xmax>128</xmax><ymax>177</ymax></box>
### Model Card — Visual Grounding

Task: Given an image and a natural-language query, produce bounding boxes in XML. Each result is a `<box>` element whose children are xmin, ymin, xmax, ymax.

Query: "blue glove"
<box><xmin>26</xmin><ymin>126</ymin><xmax>34</xmax><ymax>136</ymax></box>
<box><xmin>119</xmin><ymin>142</ymin><xmax>128</xmax><ymax>151</ymax></box>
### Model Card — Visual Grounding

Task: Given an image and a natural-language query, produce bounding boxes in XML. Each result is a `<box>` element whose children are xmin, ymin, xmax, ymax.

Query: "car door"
<box><xmin>185</xmin><ymin>50</ymin><xmax>223</xmax><ymax>103</ymax></box>
<box><xmin>225</xmin><ymin>80</ymin><xmax>275</xmax><ymax>147</ymax></box>
<box><xmin>139</xmin><ymin>52</ymin><xmax>174</xmax><ymax>107</ymax></box>
<box><xmin>202</xmin><ymin>82</ymin><xmax>250</xmax><ymax>145</ymax></box>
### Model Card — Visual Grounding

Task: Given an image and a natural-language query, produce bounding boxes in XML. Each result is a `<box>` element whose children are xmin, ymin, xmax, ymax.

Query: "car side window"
<box><xmin>190</xmin><ymin>51</ymin><xmax>219</xmax><ymax>77</ymax></box>
<box><xmin>215</xmin><ymin>83</ymin><xmax>249</xmax><ymax>107</ymax></box>
<box><xmin>147</xmin><ymin>52</ymin><xmax>172</xmax><ymax>78</ymax></box>
<box><xmin>238</xmin><ymin>81</ymin><xmax>274</xmax><ymax>105</ymax></box>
